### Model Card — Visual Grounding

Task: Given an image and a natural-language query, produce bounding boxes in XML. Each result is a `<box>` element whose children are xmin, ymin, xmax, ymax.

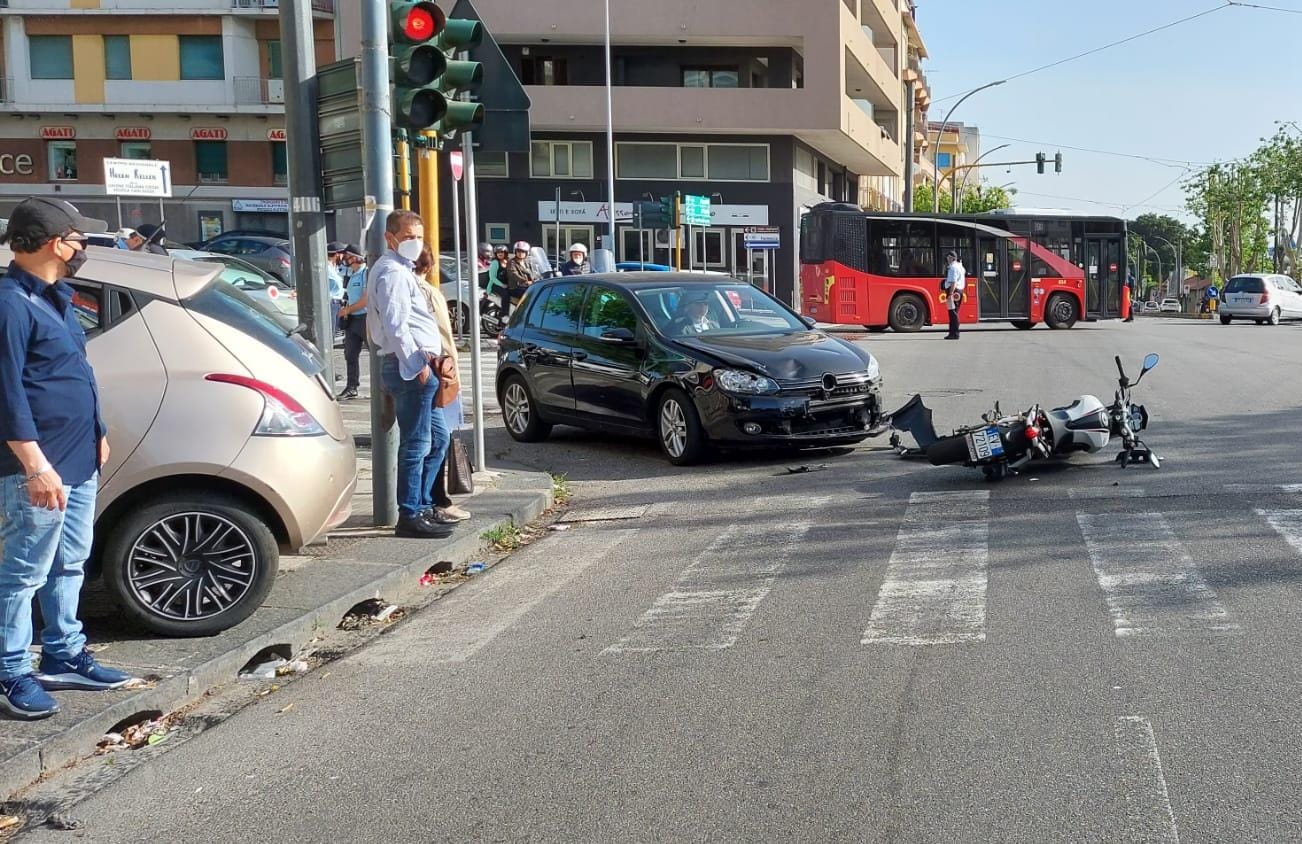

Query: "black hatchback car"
<box><xmin>496</xmin><ymin>273</ymin><xmax>883</xmax><ymax>464</ymax></box>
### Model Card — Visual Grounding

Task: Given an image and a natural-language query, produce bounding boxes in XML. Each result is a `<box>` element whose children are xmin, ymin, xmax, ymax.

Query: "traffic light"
<box><xmin>1054</xmin><ymin>151</ymin><xmax>1063</xmax><ymax>173</ymax></box>
<box><xmin>1036</xmin><ymin>152</ymin><xmax>1047</xmax><ymax>174</ymax></box>
<box><xmin>433</xmin><ymin>17</ymin><xmax>485</xmax><ymax>134</ymax></box>
<box><xmin>634</xmin><ymin>200</ymin><xmax>671</xmax><ymax>228</ymax></box>
<box><xmin>389</xmin><ymin>1</ymin><xmax>447</xmax><ymax>130</ymax></box>
<box><xmin>660</xmin><ymin>195</ymin><xmax>676</xmax><ymax>227</ymax></box>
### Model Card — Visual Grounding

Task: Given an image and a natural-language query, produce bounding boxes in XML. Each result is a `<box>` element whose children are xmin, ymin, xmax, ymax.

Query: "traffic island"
<box><xmin>0</xmin><ymin>468</ymin><xmax>552</xmax><ymax>801</ymax></box>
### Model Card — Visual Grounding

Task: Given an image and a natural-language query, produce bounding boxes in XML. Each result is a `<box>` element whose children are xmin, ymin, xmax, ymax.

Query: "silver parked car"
<box><xmin>171</xmin><ymin>249</ymin><xmax>299</xmax><ymax>322</ymax></box>
<box><xmin>1220</xmin><ymin>274</ymin><xmax>1302</xmax><ymax>325</ymax></box>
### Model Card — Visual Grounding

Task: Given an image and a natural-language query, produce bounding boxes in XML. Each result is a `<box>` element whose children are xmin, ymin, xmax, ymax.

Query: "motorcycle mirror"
<box><xmin>1142</xmin><ymin>353</ymin><xmax>1159</xmax><ymax>372</ymax></box>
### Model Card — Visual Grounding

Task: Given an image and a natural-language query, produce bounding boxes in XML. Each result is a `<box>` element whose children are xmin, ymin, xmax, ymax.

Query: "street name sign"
<box><xmin>103</xmin><ymin>157</ymin><xmax>173</xmax><ymax>198</ymax></box>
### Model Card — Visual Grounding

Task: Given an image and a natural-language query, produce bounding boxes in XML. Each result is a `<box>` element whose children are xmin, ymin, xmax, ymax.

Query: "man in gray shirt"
<box><xmin>366</xmin><ymin>210</ymin><xmax>453</xmax><ymax>539</ymax></box>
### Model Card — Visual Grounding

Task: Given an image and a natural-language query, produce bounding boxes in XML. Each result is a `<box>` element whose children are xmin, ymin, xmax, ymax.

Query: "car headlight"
<box><xmin>714</xmin><ymin>369</ymin><xmax>780</xmax><ymax>395</ymax></box>
<box><xmin>865</xmin><ymin>355</ymin><xmax>880</xmax><ymax>382</ymax></box>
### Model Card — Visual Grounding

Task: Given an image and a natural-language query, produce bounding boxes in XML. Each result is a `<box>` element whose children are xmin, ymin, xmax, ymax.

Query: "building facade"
<box><xmin>0</xmin><ymin>0</ymin><xmax>336</xmax><ymax>243</ymax></box>
<box><xmin>339</xmin><ymin>0</ymin><xmax>927</xmax><ymax>305</ymax></box>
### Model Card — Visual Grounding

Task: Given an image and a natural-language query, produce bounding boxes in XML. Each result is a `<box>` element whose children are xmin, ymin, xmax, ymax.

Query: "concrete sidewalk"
<box><xmin>0</xmin><ymin>343</ymin><xmax>544</xmax><ymax>801</ymax></box>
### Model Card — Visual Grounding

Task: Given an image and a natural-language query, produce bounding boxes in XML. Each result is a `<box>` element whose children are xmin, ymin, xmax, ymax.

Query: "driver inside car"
<box><xmin>671</xmin><ymin>296</ymin><xmax>720</xmax><ymax>336</ymax></box>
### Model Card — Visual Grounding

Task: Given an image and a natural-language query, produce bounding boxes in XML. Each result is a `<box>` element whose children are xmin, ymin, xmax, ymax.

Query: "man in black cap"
<box><xmin>134</xmin><ymin>223</ymin><xmax>169</xmax><ymax>256</ymax></box>
<box><xmin>0</xmin><ymin>197</ymin><xmax>134</xmax><ymax>720</ymax></box>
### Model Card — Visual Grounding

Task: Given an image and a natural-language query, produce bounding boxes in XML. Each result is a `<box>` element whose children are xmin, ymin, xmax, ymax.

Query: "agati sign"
<box><xmin>191</xmin><ymin>127</ymin><xmax>229</xmax><ymax>141</ymax></box>
<box><xmin>40</xmin><ymin>126</ymin><xmax>75</xmax><ymax>140</ymax></box>
<box><xmin>267</xmin><ymin>129</ymin><xmax>287</xmax><ymax>142</ymax></box>
<box><xmin>115</xmin><ymin>127</ymin><xmax>151</xmax><ymax>141</ymax></box>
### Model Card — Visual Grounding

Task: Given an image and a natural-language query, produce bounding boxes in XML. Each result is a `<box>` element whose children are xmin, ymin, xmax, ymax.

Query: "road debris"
<box><xmin>339</xmin><ymin>598</ymin><xmax>405</xmax><ymax>630</ymax></box>
<box><xmin>547</xmin><ymin>524</ymin><xmax>572</xmax><ymax>532</ymax></box>
<box><xmin>239</xmin><ymin>656</ymin><xmax>287</xmax><ymax>681</ymax></box>
<box><xmin>465</xmin><ymin>562</ymin><xmax>487</xmax><ymax>575</ymax></box>
<box><xmin>278</xmin><ymin>703</ymin><xmax>295</xmax><ymax>715</ymax></box>
<box><xmin>44</xmin><ymin>814</ymin><xmax>82</xmax><ymax>831</ymax></box>
<box><xmin>275</xmin><ymin>659</ymin><xmax>310</xmax><ymax>677</ymax></box>
<box><xmin>0</xmin><ymin>815</ymin><xmax>20</xmax><ymax>833</ymax></box>
<box><xmin>785</xmin><ymin>464</ymin><xmax>828</xmax><ymax>475</ymax></box>
<box><xmin>96</xmin><ymin>715</ymin><xmax>179</xmax><ymax>754</ymax></box>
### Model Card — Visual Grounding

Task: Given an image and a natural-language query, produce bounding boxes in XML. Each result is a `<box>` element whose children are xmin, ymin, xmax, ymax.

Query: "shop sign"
<box><xmin>115</xmin><ymin>127</ymin><xmax>152</xmax><ymax>141</ymax></box>
<box><xmin>191</xmin><ymin>127</ymin><xmax>229</xmax><ymax>141</ymax></box>
<box><xmin>267</xmin><ymin>129</ymin><xmax>287</xmax><ymax>142</ymax></box>
<box><xmin>0</xmin><ymin>154</ymin><xmax>35</xmax><ymax>176</ymax></box>
<box><xmin>232</xmin><ymin>199</ymin><xmax>290</xmax><ymax>214</ymax></box>
<box><xmin>40</xmin><ymin>126</ymin><xmax>75</xmax><ymax>140</ymax></box>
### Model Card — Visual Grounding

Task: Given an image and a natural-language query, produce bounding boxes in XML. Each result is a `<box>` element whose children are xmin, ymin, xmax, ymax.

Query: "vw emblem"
<box><xmin>821</xmin><ymin>373</ymin><xmax>839</xmax><ymax>392</ymax></box>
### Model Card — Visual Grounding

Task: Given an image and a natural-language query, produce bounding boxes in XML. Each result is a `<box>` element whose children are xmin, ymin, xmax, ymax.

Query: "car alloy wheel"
<box><xmin>1268</xmin><ymin>308</ymin><xmax>1280</xmax><ymax>326</ymax></box>
<box><xmin>504</xmin><ymin>381</ymin><xmax>531</xmax><ymax>435</ymax></box>
<box><xmin>126</xmin><ymin>512</ymin><xmax>258</xmax><ymax>623</ymax></box>
<box><xmin>660</xmin><ymin>399</ymin><xmax>688</xmax><ymax>458</ymax></box>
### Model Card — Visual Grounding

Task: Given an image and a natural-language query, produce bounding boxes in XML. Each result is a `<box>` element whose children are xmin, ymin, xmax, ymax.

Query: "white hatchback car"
<box><xmin>1220</xmin><ymin>274</ymin><xmax>1302</xmax><ymax>325</ymax></box>
<box><xmin>1159</xmin><ymin>298</ymin><xmax>1181</xmax><ymax>313</ymax></box>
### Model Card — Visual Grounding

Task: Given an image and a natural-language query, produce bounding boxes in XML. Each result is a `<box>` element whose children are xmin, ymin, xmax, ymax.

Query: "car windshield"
<box><xmin>1225</xmin><ymin>276</ymin><xmax>1266</xmax><ymax>294</ymax></box>
<box><xmin>183</xmin><ymin>281</ymin><xmax>320</xmax><ymax>377</ymax></box>
<box><xmin>198</xmin><ymin>259</ymin><xmax>273</xmax><ymax>291</ymax></box>
<box><xmin>634</xmin><ymin>282</ymin><xmax>806</xmax><ymax>337</ymax></box>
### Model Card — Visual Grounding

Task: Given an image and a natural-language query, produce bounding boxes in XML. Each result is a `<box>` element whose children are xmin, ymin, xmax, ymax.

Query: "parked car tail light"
<box><xmin>279</xmin><ymin>257</ymin><xmax>292</xmax><ymax>269</ymax></box>
<box><xmin>204</xmin><ymin>373</ymin><xmax>326</xmax><ymax>436</ymax></box>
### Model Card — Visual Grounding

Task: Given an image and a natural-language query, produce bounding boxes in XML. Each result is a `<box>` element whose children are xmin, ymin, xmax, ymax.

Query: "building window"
<box><xmin>682</xmin><ymin>67</ymin><xmax>739</xmax><ymax>88</ymax></box>
<box><xmin>936</xmin><ymin>152</ymin><xmax>953</xmax><ymax>169</ymax></box>
<box><xmin>120</xmin><ymin>141</ymin><xmax>152</xmax><ymax>159</ymax></box>
<box><xmin>707</xmin><ymin>144</ymin><xmax>769</xmax><ymax>181</ymax></box>
<box><xmin>48</xmin><ymin>141</ymin><xmax>78</xmax><ymax>181</ymax></box>
<box><xmin>476</xmin><ymin>150</ymin><xmax>508</xmax><ymax>178</ymax></box>
<box><xmin>267</xmin><ymin>40</ymin><xmax>283</xmax><ymax>80</ymax></box>
<box><xmin>616</xmin><ymin>143</ymin><xmax>677</xmax><ymax>179</ymax></box>
<box><xmin>680</xmin><ymin>145</ymin><xmax>706</xmax><ymax>179</ymax></box>
<box><xmin>794</xmin><ymin>147</ymin><xmax>817</xmax><ymax>192</ymax></box>
<box><xmin>521</xmin><ymin>56</ymin><xmax>567</xmax><ymax>86</ymax></box>
<box><xmin>272</xmin><ymin>142</ymin><xmax>288</xmax><ymax>185</ymax></box>
<box><xmin>104</xmin><ymin>35</ymin><xmax>133</xmax><ymax>80</ymax></box>
<box><xmin>486</xmin><ymin>223</ymin><xmax>509</xmax><ymax>244</ymax></box>
<box><xmin>195</xmin><ymin>141</ymin><xmax>229</xmax><ymax>183</ymax></box>
<box><xmin>180</xmin><ymin>35</ymin><xmax>225</xmax><ymax>80</ymax></box>
<box><xmin>530</xmin><ymin>140</ymin><xmax>592</xmax><ymax>179</ymax></box>
<box><xmin>29</xmin><ymin>36</ymin><xmax>74</xmax><ymax>80</ymax></box>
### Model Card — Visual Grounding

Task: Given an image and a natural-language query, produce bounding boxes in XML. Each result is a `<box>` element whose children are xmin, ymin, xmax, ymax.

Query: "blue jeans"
<box><xmin>380</xmin><ymin>355</ymin><xmax>449</xmax><ymax>520</ymax></box>
<box><xmin>0</xmin><ymin>474</ymin><xmax>97</xmax><ymax>681</ymax></box>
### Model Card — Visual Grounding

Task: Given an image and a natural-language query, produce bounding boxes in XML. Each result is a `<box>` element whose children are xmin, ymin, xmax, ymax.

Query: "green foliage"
<box><xmin>912</xmin><ymin>182</ymin><xmax>1014</xmax><ymax>215</ymax></box>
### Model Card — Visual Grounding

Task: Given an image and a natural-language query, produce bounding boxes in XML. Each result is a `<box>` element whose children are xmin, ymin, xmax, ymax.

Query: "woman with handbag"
<box><xmin>414</xmin><ymin>246</ymin><xmax>473</xmax><ymax>524</ymax></box>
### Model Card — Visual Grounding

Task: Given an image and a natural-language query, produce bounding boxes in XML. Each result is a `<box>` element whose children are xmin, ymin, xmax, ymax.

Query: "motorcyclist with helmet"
<box><xmin>501</xmin><ymin>241</ymin><xmax>538</xmax><ymax>318</ymax></box>
<box><xmin>559</xmin><ymin>242</ymin><xmax>593</xmax><ymax>276</ymax></box>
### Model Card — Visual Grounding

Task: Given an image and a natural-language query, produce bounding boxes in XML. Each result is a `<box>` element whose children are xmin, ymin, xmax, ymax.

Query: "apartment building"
<box><xmin>928</xmin><ymin>121</ymin><xmax>983</xmax><ymax>201</ymax></box>
<box><xmin>339</xmin><ymin>0</ymin><xmax>929</xmax><ymax>304</ymax></box>
<box><xmin>0</xmin><ymin>0</ymin><xmax>336</xmax><ymax>243</ymax></box>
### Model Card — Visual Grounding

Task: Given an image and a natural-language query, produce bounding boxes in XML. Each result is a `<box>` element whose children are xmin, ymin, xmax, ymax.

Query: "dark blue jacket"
<box><xmin>0</xmin><ymin>262</ymin><xmax>106</xmax><ymax>485</ymax></box>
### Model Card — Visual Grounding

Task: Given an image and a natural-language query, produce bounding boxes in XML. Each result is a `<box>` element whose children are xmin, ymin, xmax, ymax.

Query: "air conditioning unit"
<box><xmin>267</xmin><ymin>79</ymin><xmax>285</xmax><ymax>103</ymax></box>
<box><xmin>654</xmin><ymin>229</ymin><xmax>678</xmax><ymax>248</ymax></box>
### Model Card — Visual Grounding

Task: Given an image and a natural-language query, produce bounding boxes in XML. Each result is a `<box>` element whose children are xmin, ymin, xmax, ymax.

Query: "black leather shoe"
<box><xmin>337</xmin><ymin>388</ymin><xmax>359</xmax><ymax>400</ymax></box>
<box><xmin>395</xmin><ymin>516</ymin><xmax>453</xmax><ymax>539</ymax></box>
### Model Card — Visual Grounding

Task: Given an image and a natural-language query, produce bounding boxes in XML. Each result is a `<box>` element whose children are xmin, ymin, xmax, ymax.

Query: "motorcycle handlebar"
<box><xmin>1115</xmin><ymin>355</ymin><xmax>1126</xmax><ymax>378</ymax></box>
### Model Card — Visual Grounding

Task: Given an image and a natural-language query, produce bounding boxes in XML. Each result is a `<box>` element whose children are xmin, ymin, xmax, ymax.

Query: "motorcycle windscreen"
<box><xmin>888</xmin><ymin>394</ymin><xmax>941</xmax><ymax>449</ymax></box>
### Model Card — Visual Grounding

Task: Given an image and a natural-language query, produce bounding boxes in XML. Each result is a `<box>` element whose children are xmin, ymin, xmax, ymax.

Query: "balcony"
<box><xmin>231</xmin><ymin>0</ymin><xmax>334</xmax><ymax>12</ymax></box>
<box><xmin>234</xmin><ymin>77</ymin><xmax>286</xmax><ymax>105</ymax></box>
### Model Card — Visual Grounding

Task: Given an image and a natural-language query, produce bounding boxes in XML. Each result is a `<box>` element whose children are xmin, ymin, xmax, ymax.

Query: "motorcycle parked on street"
<box><xmin>885</xmin><ymin>353</ymin><xmax>1161</xmax><ymax>481</ymax></box>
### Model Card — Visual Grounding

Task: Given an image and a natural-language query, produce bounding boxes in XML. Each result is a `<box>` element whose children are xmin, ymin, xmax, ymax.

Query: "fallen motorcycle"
<box><xmin>884</xmin><ymin>353</ymin><xmax>1161</xmax><ymax>481</ymax></box>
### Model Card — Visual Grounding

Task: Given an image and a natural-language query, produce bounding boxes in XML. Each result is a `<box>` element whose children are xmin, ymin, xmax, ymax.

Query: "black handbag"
<box><xmin>447</xmin><ymin>434</ymin><xmax>475</xmax><ymax>495</ymax></box>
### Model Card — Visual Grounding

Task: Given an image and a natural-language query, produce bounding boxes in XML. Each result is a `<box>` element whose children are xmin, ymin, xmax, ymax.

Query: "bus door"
<box><xmin>1083</xmin><ymin>236</ymin><xmax>1124</xmax><ymax>318</ymax></box>
<box><xmin>975</xmin><ymin>235</ymin><xmax>1032</xmax><ymax>320</ymax></box>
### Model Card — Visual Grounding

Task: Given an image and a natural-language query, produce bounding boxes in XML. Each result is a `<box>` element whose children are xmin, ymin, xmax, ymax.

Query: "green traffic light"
<box><xmin>440</xmin><ymin>59</ymin><xmax>483</xmax><ymax>93</ymax></box>
<box><xmin>392</xmin><ymin>43</ymin><xmax>446</xmax><ymax>87</ymax></box>
<box><xmin>437</xmin><ymin>101</ymin><xmax>484</xmax><ymax>133</ymax></box>
<box><xmin>439</xmin><ymin>19</ymin><xmax>484</xmax><ymax>50</ymax></box>
<box><xmin>395</xmin><ymin>87</ymin><xmax>448</xmax><ymax>130</ymax></box>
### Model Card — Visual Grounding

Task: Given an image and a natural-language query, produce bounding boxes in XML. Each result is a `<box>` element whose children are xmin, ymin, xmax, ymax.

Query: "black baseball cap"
<box><xmin>0</xmin><ymin>197</ymin><xmax>95</xmax><ymax>246</ymax></box>
<box><xmin>343</xmin><ymin>243</ymin><xmax>363</xmax><ymax>258</ymax></box>
<box><xmin>326</xmin><ymin>240</ymin><xmax>347</xmax><ymax>254</ymax></box>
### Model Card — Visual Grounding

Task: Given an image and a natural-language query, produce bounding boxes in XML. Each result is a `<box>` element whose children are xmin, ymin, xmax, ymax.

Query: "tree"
<box><xmin>912</xmin><ymin>182</ymin><xmax>1013</xmax><ymax>215</ymax></box>
<box><xmin>1251</xmin><ymin>127</ymin><xmax>1302</xmax><ymax>275</ymax></box>
<box><xmin>1185</xmin><ymin>159</ymin><xmax>1271</xmax><ymax>280</ymax></box>
<box><xmin>1128</xmin><ymin>213</ymin><xmax>1193</xmax><ymax>284</ymax></box>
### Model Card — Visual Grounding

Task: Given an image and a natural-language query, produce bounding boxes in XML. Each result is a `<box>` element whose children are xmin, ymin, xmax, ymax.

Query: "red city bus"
<box><xmin>799</xmin><ymin>204</ymin><xmax>1130</xmax><ymax>332</ymax></box>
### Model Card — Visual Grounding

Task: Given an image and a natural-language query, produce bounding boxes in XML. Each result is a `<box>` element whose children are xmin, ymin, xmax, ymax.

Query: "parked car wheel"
<box><xmin>102</xmin><ymin>494</ymin><xmax>279</xmax><ymax>637</ymax></box>
<box><xmin>1268</xmin><ymin>307</ymin><xmax>1281</xmax><ymax>326</ymax></box>
<box><xmin>656</xmin><ymin>388</ymin><xmax>708</xmax><ymax>466</ymax></box>
<box><xmin>1045</xmin><ymin>293</ymin><xmax>1078</xmax><ymax>329</ymax></box>
<box><xmin>454</xmin><ymin>302</ymin><xmax>471</xmax><ymax>335</ymax></box>
<box><xmin>888</xmin><ymin>293</ymin><xmax>927</xmax><ymax>333</ymax></box>
<box><xmin>1220</xmin><ymin>315</ymin><xmax>1232</xmax><ymax>325</ymax></box>
<box><xmin>501</xmin><ymin>375</ymin><xmax>552</xmax><ymax>442</ymax></box>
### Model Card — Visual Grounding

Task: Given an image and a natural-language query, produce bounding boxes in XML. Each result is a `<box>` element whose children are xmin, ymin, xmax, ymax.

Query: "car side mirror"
<box><xmin>800</xmin><ymin>315</ymin><xmax>817</xmax><ymax>328</ymax></box>
<box><xmin>599</xmin><ymin>327</ymin><xmax>637</xmax><ymax>344</ymax></box>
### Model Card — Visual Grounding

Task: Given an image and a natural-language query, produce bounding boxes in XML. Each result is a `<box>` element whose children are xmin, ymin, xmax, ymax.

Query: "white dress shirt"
<box><xmin>365</xmin><ymin>249</ymin><xmax>442</xmax><ymax>381</ymax></box>
<box><xmin>945</xmin><ymin>260</ymin><xmax>967</xmax><ymax>310</ymax></box>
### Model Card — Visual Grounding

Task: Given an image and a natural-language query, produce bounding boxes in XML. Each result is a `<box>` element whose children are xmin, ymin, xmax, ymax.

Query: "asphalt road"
<box><xmin>20</xmin><ymin>317</ymin><xmax>1302</xmax><ymax>843</ymax></box>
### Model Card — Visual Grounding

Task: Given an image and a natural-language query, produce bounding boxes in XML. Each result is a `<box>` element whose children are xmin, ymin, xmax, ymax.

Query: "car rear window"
<box><xmin>1226</xmin><ymin>276</ymin><xmax>1266</xmax><ymax>294</ymax></box>
<box><xmin>184</xmin><ymin>281</ymin><xmax>323</xmax><ymax>378</ymax></box>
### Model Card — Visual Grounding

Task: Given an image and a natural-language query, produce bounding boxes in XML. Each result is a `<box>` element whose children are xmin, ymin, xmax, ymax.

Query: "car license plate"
<box><xmin>966</xmin><ymin>426</ymin><xmax>1004</xmax><ymax>462</ymax></box>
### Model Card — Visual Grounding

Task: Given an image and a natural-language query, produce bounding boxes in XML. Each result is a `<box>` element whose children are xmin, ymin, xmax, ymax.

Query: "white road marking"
<box><xmin>356</xmin><ymin>529</ymin><xmax>637</xmax><ymax>666</ymax></box>
<box><xmin>1224</xmin><ymin>483</ymin><xmax>1302</xmax><ymax>494</ymax></box>
<box><xmin>862</xmin><ymin>490</ymin><xmax>990</xmax><ymax>646</ymax></box>
<box><xmin>1078</xmin><ymin>513</ymin><xmax>1240</xmax><ymax>637</ymax></box>
<box><xmin>1115</xmin><ymin>716</ymin><xmax>1181</xmax><ymax>844</ymax></box>
<box><xmin>1255</xmin><ymin>509</ymin><xmax>1302</xmax><ymax>556</ymax></box>
<box><xmin>1069</xmin><ymin>487</ymin><xmax>1147</xmax><ymax>499</ymax></box>
<box><xmin>604</xmin><ymin>500</ymin><xmax>827</xmax><ymax>654</ymax></box>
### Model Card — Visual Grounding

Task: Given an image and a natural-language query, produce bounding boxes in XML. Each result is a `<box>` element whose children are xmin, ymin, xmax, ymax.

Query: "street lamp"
<box><xmin>1149</xmin><ymin>234</ymin><xmax>1183</xmax><ymax>296</ymax></box>
<box><xmin>932</xmin><ymin>79</ymin><xmax>1006</xmax><ymax>213</ymax></box>
<box><xmin>954</xmin><ymin>143</ymin><xmax>1010</xmax><ymax>211</ymax></box>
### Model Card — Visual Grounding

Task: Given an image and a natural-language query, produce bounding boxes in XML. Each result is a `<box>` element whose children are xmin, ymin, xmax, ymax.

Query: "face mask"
<box><xmin>62</xmin><ymin>242</ymin><xmax>88</xmax><ymax>278</ymax></box>
<box><xmin>396</xmin><ymin>238</ymin><xmax>423</xmax><ymax>262</ymax></box>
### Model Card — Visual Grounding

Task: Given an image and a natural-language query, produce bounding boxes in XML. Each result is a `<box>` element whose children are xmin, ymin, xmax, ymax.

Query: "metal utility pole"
<box><xmin>278</xmin><ymin>0</ymin><xmax>332</xmax><ymax>383</ymax></box>
<box><xmin>931</xmin><ymin>79</ymin><xmax>1005</xmax><ymax>213</ymax></box>
<box><xmin>462</xmin><ymin>132</ymin><xmax>488</xmax><ymax>472</ymax></box>
<box><xmin>903</xmin><ymin>78</ymin><xmax>915</xmax><ymax>213</ymax></box>
<box><xmin>359</xmin><ymin>0</ymin><xmax>397</xmax><ymax>526</ymax></box>
<box><xmin>451</xmin><ymin>153</ymin><xmax>464</xmax><ymax>341</ymax></box>
<box><xmin>603</xmin><ymin>0</ymin><xmax>617</xmax><ymax>250</ymax></box>
<box><xmin>955</xmin><ymin>143</ymin><xmax>1010</xmax><ymax>210</ymax></box>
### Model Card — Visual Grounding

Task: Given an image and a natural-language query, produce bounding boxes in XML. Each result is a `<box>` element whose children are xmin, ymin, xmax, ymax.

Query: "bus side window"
<box><xmin>936</xmin><ymin>222</ymin><xmax>973</xmax><ymax>275</ymax></box>
<box><xmin>871</xmin><ymin>220</ymin><xmax>906</xmax><ymax>276</ymax></box>
<box><xmin>905</xmin><ymin>222</ymin><xmax>937</xmax><ymax>277</ymax></box>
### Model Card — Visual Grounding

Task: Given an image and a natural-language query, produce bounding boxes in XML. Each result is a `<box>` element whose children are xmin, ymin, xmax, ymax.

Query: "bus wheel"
<box><xmin>1012</xmin><ymin>320</ymin><xmax>1035</xmax><ymax>330</ymax></box>
<box><xmin>888</xmin><ymin>294</ymin><xmax>927</xmax><ymax>333</ymax></box>
<box><xmin>865</xmin><ymin>325</ymin><xmax>889</xmax><ymax>333</ymax></box>
<box><xmin>1045</xmin><ymin>294</ymin><xmax>1078</xmax><ymax>330</ymax></box>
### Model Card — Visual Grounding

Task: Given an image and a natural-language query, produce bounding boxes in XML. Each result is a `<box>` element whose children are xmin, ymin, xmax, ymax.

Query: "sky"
<box><xmin>918</xmin><ymin>0</ymin><xmax>1302</xmax><ymax>221</ymax></box>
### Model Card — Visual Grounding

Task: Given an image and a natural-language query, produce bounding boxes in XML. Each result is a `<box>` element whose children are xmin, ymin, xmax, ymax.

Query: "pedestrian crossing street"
<box><xmin>417</xmin><ymin>483</ymin><xmax>1302</xmax><ymax>662</ymax></box>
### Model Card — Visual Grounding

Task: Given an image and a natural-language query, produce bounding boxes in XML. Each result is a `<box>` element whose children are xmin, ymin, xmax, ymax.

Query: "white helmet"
<box><xmin>513</xmin><ymin>241</ymin><xmax>531</xmax><ymax>252</ymax></box>
<box><xmin>568</xmin><ymin>243</ymin><xmax>588</xmax><ymax>256</ymax></box>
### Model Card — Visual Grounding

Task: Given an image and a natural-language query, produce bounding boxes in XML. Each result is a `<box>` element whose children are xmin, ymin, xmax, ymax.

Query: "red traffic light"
<box><xmin>393</xmin><ymin>1</ymin><xmax>445</xmax><ymax>44</ymax></box>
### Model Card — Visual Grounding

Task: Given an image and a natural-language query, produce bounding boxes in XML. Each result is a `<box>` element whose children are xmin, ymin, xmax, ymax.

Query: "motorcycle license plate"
<box><xmin>966</xmin><ymin>426</ymin><xmax>1005</xmax><ymax>462</ymax></box>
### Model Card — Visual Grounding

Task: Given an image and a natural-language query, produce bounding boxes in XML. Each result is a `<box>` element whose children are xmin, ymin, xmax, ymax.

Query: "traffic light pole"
<box><xmin>277</xmin><ymin>0</ymin><xmax>332</xmax><ymax>383</ymax></box>
<box><xmin>361</xmin><ymin>0</ymin><xmax>398</xmax><ymax>527</ymax></box>
<box><xmin>462</xmin><ymin>132</ymin><xmax>488</xmax><ymax>473</ymax></box>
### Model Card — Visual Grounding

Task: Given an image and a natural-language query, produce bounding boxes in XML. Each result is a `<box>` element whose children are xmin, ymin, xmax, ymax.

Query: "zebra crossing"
<box><xmin>417</xmin><ymin>482</ymin><xmax>1302</xmax><ymax>662</ymax></box>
